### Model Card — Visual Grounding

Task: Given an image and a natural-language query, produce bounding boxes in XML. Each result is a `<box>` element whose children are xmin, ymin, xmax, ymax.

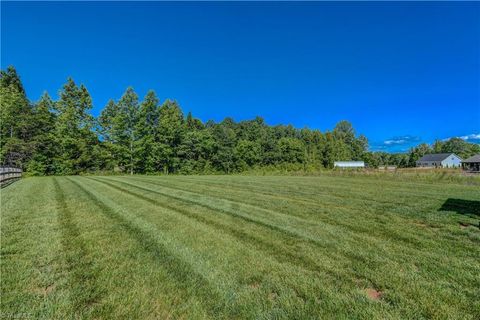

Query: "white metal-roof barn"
<box><xmin>334</xmin><ymin>161</ymin><xmax>365</xmax><ymax>168</ymax></box>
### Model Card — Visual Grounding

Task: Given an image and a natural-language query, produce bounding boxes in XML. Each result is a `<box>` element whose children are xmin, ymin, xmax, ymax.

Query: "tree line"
<box><xmin>1</xmin><ymin>66</ymin><xmax>478</xmax><ymax>175</ymax></box>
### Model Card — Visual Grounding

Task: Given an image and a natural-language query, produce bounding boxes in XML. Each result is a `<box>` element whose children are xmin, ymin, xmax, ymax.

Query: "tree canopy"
<box><xmin>1</xmin><ymin>66</ymin><xmax>478</xmax><ymax>175</ymax></box>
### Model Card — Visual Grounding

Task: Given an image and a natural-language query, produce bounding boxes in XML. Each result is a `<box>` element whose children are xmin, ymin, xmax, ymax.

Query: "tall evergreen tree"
<box><xmin>97</xmin><ymin>99</ymin><xmax>119</xmax><ymax>171</ymax></box>
<box><xmin>186</xmin><ymin>111</ymin><xmax>204</xmax><ymax>130</ymax></box>
<box><xmin>115</xmin><ymin>87</ymin><xmax>140</xmax><ymax>174</ymax></box>
<box><xmin>0</xmin><ymin>66</ymin><xmax>33</xmax><ymax>167</ymax></box>
<box><xmin>53</xmin><ymin>78</ymin><xmax>98</xmax><ymax>174</ymax></box>
<box><xmin>98</xmin><ymin>99</ymin><xmax>119</xmax><ymax>142</ymax></box>
<box><xmin>134</xmin><ymin>90</ymin><xmax>159</xmax><ymax>173</ymax></box>
<box><xmin>0</xmin><ymin>66</ymin><xmax>26</xmax><ymax>96</ymax></box>
<box><xmin>28</xmin><ymin>92</ymin><xmax>57</xmax><ymax>175</ymax></box>
<box><xmin>154</xmin><ymin>100</ymin><xmax>184</xmax><ymax>173</ymax></box>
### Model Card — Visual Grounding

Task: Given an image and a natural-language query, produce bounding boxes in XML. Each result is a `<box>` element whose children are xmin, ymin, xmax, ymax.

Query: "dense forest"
<box><xmin>1</xmin><ymin>66</ymin><xmax>479</xmax><ymax>175</ymax></box>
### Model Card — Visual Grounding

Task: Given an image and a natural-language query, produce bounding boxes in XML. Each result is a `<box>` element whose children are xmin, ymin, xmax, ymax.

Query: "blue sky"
<box><xmin>2</xmin><ymin>2</ymin><xmax>479</xmax><ymax>152</ymax></box>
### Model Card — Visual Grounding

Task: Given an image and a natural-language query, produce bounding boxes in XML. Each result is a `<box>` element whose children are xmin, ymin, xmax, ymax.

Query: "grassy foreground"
<box><xmin>1</xmin><ymin>175</ymin><xmax>479</xmax><ymax>319</ymax></box>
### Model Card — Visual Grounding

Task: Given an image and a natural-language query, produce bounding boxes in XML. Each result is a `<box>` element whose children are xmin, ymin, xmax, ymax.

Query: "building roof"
<box><xmin>334</xmin><ymin>161</ymin><xmax>365</xmax><ymax>168</ymax></box>
<box><xmin>417</xmin><ymin>153</ymin><xmax>459</xmax><ymax>162</ymax></box>
<box><xmin>334</xmin><ymin>161</ymin><xmax>365</xmax><ymax>164</ymax></box>
<box><xmin>462</xmin><ymin>154</ymin><xmax>480</xmax><ymax>163</ymax></box>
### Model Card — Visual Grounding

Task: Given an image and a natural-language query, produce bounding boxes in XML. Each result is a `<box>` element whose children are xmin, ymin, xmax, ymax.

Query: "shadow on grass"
<box><xmin>439</xmin><ymin>198</ymin><xmax>480</xmax><ymax>218</ymax></box>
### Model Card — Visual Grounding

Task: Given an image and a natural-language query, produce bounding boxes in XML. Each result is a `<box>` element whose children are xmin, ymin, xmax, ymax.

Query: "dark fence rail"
<box><xmin>0</xmin><ymin>167</ymin><xmax>23</xmax><ymax>187</ymax></box>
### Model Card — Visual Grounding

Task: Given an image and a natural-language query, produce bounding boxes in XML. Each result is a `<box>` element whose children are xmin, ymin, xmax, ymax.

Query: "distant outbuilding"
<box><xmin>334</xmin><ymin>161</ymin><xmax>365</xmax><ymax>168</ymax></box>
<box><xmin>378</xmin><ymin>165</ymin><xmax>397</xmax><ymax>171</ymax></box>
<box><xmin>461</xmin><ymin>154</ymin><xmax>480</xmax><ymax>172</ymax></box>
<box><xmin>416</xmin><ymin>153</ymin><xmax>462</xmax><ymax>168</ymax></box>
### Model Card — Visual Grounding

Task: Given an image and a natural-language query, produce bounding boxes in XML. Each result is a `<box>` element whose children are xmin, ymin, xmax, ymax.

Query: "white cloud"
<box><xmin>460</xmin><ymin>133</ymin><xmax>480</xmax><ymax>140</ymax></box>
<box><xmin>382</xmin><ymin>135</ymin><xmax>419</xmax><ymax>146</ymax></box>
<box><xmin>370</xmin><ymin>135</ymin><xmax>421</xmax><ymax>152</ymax></box>
<box><xmin>442</xmin><ymin>133</ymin><xmax>480</xmax><ymax>142</ymax></box>
<box><xmin>384</xmin><ymin>139</ymin><xmax>405</xmax><ymax>145</ymax></box>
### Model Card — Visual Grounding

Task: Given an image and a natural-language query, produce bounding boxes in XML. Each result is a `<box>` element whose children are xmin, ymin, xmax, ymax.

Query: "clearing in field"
<box><xmin>1</xmin><ymin>175</ymin><xmax>479</xmax><ymax>319</ymax></box>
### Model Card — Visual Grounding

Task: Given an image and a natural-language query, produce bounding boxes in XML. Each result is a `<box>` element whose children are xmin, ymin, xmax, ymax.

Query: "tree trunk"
<box><xmin>130</xmin><ymin>138</ymin><xmax>134</xmax><ymax>175</ymax></box>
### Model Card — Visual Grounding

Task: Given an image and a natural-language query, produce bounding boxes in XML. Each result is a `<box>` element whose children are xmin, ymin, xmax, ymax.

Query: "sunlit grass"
<box><xmin>1</xmin><ymin>175</ymin><xmax>479</xmax><ymax>319</ymax></box>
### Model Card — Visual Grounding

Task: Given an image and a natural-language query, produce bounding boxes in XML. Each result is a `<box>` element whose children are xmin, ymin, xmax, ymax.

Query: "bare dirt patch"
<box><xmin>459</xmin><ymin>222</ymin><xmax>469</xmax><ymax>229</ymax></box>
<box><xmin>365</xmin><ymin>288</ymin><xmax>382</xmax><ymax>301</ymax></box>
<box><xmin>458</xmin><ymin>222</ymin><xmax>478</xmax><ymax>230</ymax></box>
<box><xmin>32</xmin><ymin>284</ymin><xmax>56</xmax><ymax>297</ymax></box>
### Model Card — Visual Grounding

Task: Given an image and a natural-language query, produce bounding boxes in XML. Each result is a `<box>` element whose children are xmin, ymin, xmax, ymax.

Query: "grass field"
<box><xmin>1</xmin><ymin>175</ymin><xmax>479</xmax><ymax>319</ymax></box>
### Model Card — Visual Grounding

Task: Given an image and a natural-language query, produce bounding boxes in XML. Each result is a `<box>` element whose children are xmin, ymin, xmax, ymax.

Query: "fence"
<box><xmin>0</xmin><ymin>167</ymin><xmax>22</xmax><ymax>187</ymax></box>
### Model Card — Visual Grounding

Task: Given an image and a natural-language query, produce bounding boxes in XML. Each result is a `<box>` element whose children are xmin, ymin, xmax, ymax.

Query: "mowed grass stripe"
<box><xmin>109</xmin><ymin>176</ymin><xmax>448</xmax><ymax>257</ymax></box>
<box><xmin>66</xmin><ymin>177</ymin><xmax>229</xmax><ymax>318</ymax></box>
<box><xmin>53</xmin><ymin>178</ymin><xmax>103</xmax><ymax>316</ymax></box>
<box><xmin>88</xmin><ymin>176</ymin><xmax>356</xmax><ymax>270</ymax></box>
<box><xmin>174</xmin><ymin>175</ymin><xmax>476</xmax><ymax>214</ymax></box>
<box><xmin>92</xmin><ymin>176</ymin><xmax>479</xmax><ymax>294</ymax></box>
<box><xmin>85</xmin><ymin>176</ymin><xmax>352</xmax><ymax>282</ymax></box>
<box><xmin>128</xmin><ymin>175</ymin><xmax>440</xmax><ymax>228</ymax></box>
<box><xmin>1</xmin><ymin>178</ymin><xmax>70</xmax><ymax>319</ymax></box>
<box><xmin>152</xmin><ymin>177</ymin><xmax>479</xmax><ymax>242</ymax></box>
<box><xmin>82</xmin><ymin>177</ymin><xmax>407</xmax><ymax>318</ymax></box>
<box><xmin>172</xmin><ymin>175</ymin><xmax>478</xmax><ymax>214</ymax></box>
<box><xmin>108</xmin><ymin>175</ymin><xmax>396</xmax><ymax>244</ymax></box>
<box><xmin>79</xmin><ymin>177</ymin><xmax>369</xmax><ymax>318</ymax></box>
<box><xmin>93</xmin><ymin>176</ymin><xmax>356</xmax><ymax>251</ymax></box>
<box><xmin>91</xmin><ymin>176</ymin><xmax>480</xmax><ymax>318</ymax></box>
<box><xmin>110</xmin><ymin>176</ymin><xmax>480</xmax><ymax>254</ymax></box>
<box><xmin>176</xmin><ymin>175</ymin><xmax>478</xmax><ymax>201</ymax></box>
<box><xmin>129</xmin><ymin>176</ymin><xmax>479</xmax><ymax>251</ymax></box>
<box><xmin>127</xmin><ymin>176</ymin><xmax>442</xmax><ymax>243</ymax></box>
<box><xmin>57</xmin><ymin>175</ymin><xmax>234</xmax><ymax>318</ymax></box>
<box><xmin>2</xmin><ymin>176</ymin><xmax>479</xmax><ymax>319</ymax></box>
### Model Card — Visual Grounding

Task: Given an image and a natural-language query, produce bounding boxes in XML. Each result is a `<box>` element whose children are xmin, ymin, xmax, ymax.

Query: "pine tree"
<box><xmin>114</xmin><ymin>87</ymin><xmax>140</xmax><ymax>174</ymax></box>
<box><xmin>53</xmin><ymin>78</ymin><xmax>98</xmax><ymax>174</ymax></box>
<box><xmin>0</xmin><ymin>66</ymin><xmax>26</xmax><ymax>96</ymax></box>
<box><xmin>0</xmin><ymin>66</ymin><xmax>33</xmax><ymax>167</ymax></box>
<box><xmin>134</xmin><ymin>90</ymin><xmax>159</xmax><ymax>173</ymax></box>
<box><xmin>98</xmin><ymin>99</ymin><xmax>119</xmax><ymax>171</ymax></box>
<box><xmin>28</xmin><ymin>92</ymin><xmax>57</xmax><ymax>175</ymax></box>
<box><xmin>98</xmin><ymin>99</ymin><xmax>119</xmax><ymax>142</ymax></box>
<box><xmin>155</xmin><ymin>100</ymin><xmax>184</xmax><ymax>173</ymax></box>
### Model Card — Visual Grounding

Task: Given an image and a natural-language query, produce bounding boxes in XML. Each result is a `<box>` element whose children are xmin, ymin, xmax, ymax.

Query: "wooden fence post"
<box><xmin>0</xmin><ymin>166</ymin><xmax>23</xmax><ymax>188</ymax></box>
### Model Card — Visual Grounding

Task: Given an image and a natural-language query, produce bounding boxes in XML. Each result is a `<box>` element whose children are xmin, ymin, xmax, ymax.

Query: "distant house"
<box><xmin>416</xmin><ymin>153</ymin><xmax>462</xmax><ymax>168</ymax></box>
<box><xmin>462</xmin><ymin>154</ymin><xmax>480</xmax><ymax>172</ymax></box>
<box><xmin>334</xmin><ymin>161</ymin><xmax>365</xmax><ymax>168</ymax></box>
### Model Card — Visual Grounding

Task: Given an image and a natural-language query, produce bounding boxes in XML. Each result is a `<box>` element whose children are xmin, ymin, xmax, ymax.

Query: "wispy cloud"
<box><xmin>459</xmin><ymin>133</ymin><xmax>480</xmax><ymax>141</ymax></box>
<box><xmin>442</xmin><ymin>133</ymin><xmax>480</xmax><ymax>142</ymax></box>
<box><xmin>370</xmin><ymin>135</ymin><xmax>421</xmax><ymax>152</ymax></box>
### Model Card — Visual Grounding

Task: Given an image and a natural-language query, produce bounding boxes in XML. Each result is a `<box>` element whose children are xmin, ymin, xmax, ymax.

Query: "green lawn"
<box><xmin>1</xmin><ymin>175</ymin><xmax>479</xmax><ymax>319</ymax></box>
